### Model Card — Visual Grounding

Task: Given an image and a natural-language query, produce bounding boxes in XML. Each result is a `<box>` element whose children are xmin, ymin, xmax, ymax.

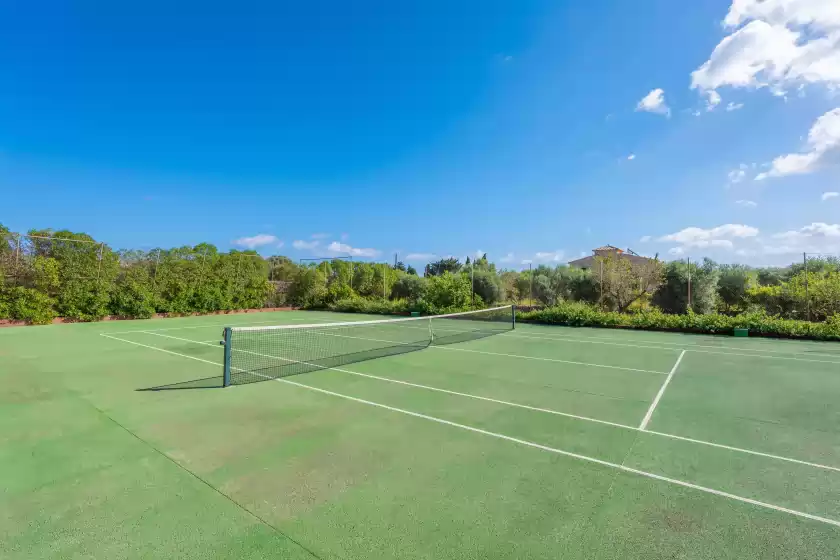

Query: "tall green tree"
<box><xmin>426</xmin><ymin>257</ymin><xmax>461</xmax><ymax>276</ymax></box>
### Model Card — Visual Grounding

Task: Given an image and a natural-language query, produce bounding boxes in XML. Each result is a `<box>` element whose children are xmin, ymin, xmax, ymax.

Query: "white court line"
<box><xmin>639</xmin><ymin>350</ymin><xmax>686</xmax><ymax>431</ymax></box>
<box><xmin>97</xmin><ymin>332</ymin><xmax>840</xmax><ymax>529</ymax></box>
<box><xmin>145</xmin><ymin>332</ymin><xmax>840</xmax><ymax>474</ymax></box>
<box><xmin>510</xmin><ymin>329</ymin><xmax>840</xmax><ymax>363</ymax></box>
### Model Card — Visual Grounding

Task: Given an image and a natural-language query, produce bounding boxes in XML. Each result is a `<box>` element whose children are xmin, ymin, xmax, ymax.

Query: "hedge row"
<box><xmin>319</xmin><ymin>298</ymin><xmax>840</xmax><ymax>342</ymax></box>
<box><xmin>516</xmin><ymin>301</ymin><xmax>840</xmax><ymax>341</ymax></box>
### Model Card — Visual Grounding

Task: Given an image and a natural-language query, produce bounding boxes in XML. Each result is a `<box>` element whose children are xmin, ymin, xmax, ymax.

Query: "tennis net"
<box><xmin>222</xmin><ymin>305</ymin><xmax>515</xmax><ymax>386</ymax></box>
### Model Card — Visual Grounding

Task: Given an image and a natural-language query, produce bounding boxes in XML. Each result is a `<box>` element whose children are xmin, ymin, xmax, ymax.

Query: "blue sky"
<box><xmin>2</xmin><ymin>0</ymin><xmax>839</xmax><ymax>267</ymax></box>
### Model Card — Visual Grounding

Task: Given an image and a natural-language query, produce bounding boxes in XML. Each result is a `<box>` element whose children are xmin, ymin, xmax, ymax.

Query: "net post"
<box><xmin>222</xmin><ymin>327</ymin><xmax>232</xmax><ymax>387</ymax></box>
<box><xmin>511</xmin><ymin>304</ymin><xmax>516</xmax><ymax>329</ymax></box>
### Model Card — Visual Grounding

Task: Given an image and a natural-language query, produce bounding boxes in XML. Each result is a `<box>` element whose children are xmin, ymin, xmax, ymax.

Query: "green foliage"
<box><xmin>426</xmin><ymin>257</ymin><xmax>461</xmax><ymax>276</ymax></box>
<box><xmin>406</xmin><ymin>265</ymin><xmax>417</xmax><ymax>275</ymax></box>
<box><xmin>391</xmin><ymin>274</ymin><xmax>427</xmax><ymax>302</ymax></box>
<box><xmin>518</xmin><ymin>302</ymin><xmax>840</xmax><ymax>341</ymax></box>
<box><xmin>4</xmin><ymin>286</ymin><xmax>57</xmax><ymax>325</ymax></box>
<box><xmin>471</xmin><ymin>270</ymin><xmax>501</xmax><ymax>305</ymax></box>
<box><xmin>653</xmin><ymin>258</ymin><xmax>719</xmax><ymax>314</ymax></box>
<box><xmin>747</xmin><ymin>270</ymin><xmax>840</xmax><ymax>322</ymax></box>
<box><xmin>287</xmin><ymin>267</ymin><xmax>328</xmax><ymax>307</ymax></box>
<box><xmin>595</xmin><ymin>254</ymin><xmax>664</xmax><ymax>312</ymax></box>
<box><xmin>756</xmin><ymin>268</ymin><xmax>784</xmax><ymax>287</ymax></box>
<box><xmin>529</xmin><ymin>265</ymin><xmax>598</xmax><ymax>306</ymax></box>
<box><xmin>267</xmin><ymin>256</ymin><xmax>300</xmax><ymax>281</ymax></box>
<box><xmin>424</xmin><ymin>271</ymin><xmax>472</xmax><ymax>312</ymax></box>
<box><xmin>110</xmin><ymin>266</ymin><xmax>156</xmax><ymax>319</ymax></box>
<box><xmin>716</xmin><ymin>265</ymin><xmax>754</xmax><ymax>314</ymax></box>
<box><xmin>326</xmin><ymin>297</ymin><xmax>412</xmax><ymax>315</ymax></box>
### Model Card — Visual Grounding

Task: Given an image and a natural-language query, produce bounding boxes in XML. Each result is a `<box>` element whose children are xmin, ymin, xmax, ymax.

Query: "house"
<box><xmin>568</xmin><ymin>245</ymin><xmax>655</xmax><ymax>270</ymax></box>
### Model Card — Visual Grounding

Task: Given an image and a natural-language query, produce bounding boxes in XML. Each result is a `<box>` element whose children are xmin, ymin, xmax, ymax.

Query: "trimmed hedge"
<box><xmin>312</xmin><ymin>299</ymin><xmax>840</xmax><ymax>342</ymax></box>
<box><xmin>517</xmin><ymin>301</ymin><xmax>840</xmax><ymax>341</ymax></box>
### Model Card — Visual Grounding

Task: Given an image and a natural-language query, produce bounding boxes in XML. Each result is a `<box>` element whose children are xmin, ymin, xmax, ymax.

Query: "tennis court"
<box><xmin>3</xmin><ymin>309</ymin><xmax>840</xmax><ymax>559</ymax></box>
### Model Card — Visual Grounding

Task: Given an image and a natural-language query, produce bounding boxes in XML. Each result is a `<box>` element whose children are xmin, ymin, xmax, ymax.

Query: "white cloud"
<box><xmin>706</xmin><ymin>90</ymin><xmax>722</xmax><ymax>111</ymax></box>
<box><xmin>756</xmin><ymin>108</ymin><xmax>840</xmax><ymax>179</ymax></box>
<box><xmin>635</xmin><ymin>88</ymin><xmax>671</xmax><ymax>117</ymax></box>
<box><xmin>639</xmin><ymin>235</ymin><xmax>652</xmax><ymax>242</ymax></box>
<box><xmin>532</xmin><ymin>250</ymin><xmax>565</xmax><ymax>263</ymax></box>
<box><xmin>404</xmin><ymin>252</ymin><xmax>436</xmax><ymax>261</ymax></box>
<box><xmin>728</xmin><ymin>164</ymin><xmax>748</xmax><ymax>184</ymax></box>
<box><xmin>691</xmin><ymin>4</ymin><xmax>840</xmax><ymax>99</ymax></box>
<box><xmin>292</xmin><ymin>239</ymin><xmax>319</xmax><ymax>250</ymax></box>
<box><xmin>627</xmin><ymin>154</ymin><xmax>636</xmax><ymax>161</ymax></box>
<box><xmin>735</xmin><ymin>199</ymin><xmax>758</xmax><ymax>207</ymax></box>
<box><xmin>232</xmin><ymin>234</ymin><xmax>282</xmax><ymax>249</ymax></box>
<box><xmin>726</xmin><ymin>101</ymin><xmax>745</xmax><ymax>111</ymax></box>
<box><xmin>520</xmin><ymin>259</ymin><xmax>533</xmax><ymax>265</ymax></box>
<box><xmin>822</xmin><ymin>191</ymin><xmax>839</xmax><ymax>200</ymax></box>
<box><xmin>310</xmin><ymin>233</ymin><xmax>330</xmax><ymax>239</ymax></box>
<box><xmin>499</xmin><ymin>252</ymin><xmax>516</xmax><ymax>263</ymax></box>
<box><xmin>658</xmin><ymin>224</ymin><xmax>759</xmax><ymax>250</ymax></box>
<box><xmin>326</xmin><ymin>241</ymin><xmax>380</xmax><ymax>258</ymax></box>
<box><xmin>762</xmin><ymin>222</ymin><xmax>840</xmax><ymax>255</ymax></box>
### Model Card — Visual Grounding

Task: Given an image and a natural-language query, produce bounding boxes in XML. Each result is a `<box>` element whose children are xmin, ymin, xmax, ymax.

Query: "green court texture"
<box><xmin>2</xmin><ymin>310</ymin><xmax>840</xmax><ymax>559</ymax></box>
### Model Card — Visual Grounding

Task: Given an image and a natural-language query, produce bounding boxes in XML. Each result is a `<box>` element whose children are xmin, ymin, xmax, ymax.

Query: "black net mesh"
<box><xmin>225</xmin><ymin>306</ymin><xmax>514</xmax><ymax>386</ymax></box>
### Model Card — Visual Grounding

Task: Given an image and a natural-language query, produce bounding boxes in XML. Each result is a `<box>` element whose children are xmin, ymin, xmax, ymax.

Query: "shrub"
<box><xmin>6</xmin><ymin>287</ymin><xmax>57</xmax><ymax>325</ymax></box>
<box><xmin>517</xmin><ymin>301</ymin><xmax>840</xmax><ymax>341</ymax></box>
<box><xmin>424</xmin><ymin>272</ymin><xmax>471</xmax><ymax>313</ymax></box>
<box><xmin>391</xmin><ymin>275</ymin><xmax>427</xmax><ymax>302</ymax></box>
<box><xmin>110</xmin><ymin>266</ymin><xmax>156</xmax><ymax>319</ymax></box>
<box><xmin>471</xmin><ymin>270</ymin><xmax>501</xmax><ymax>305</ymax></box>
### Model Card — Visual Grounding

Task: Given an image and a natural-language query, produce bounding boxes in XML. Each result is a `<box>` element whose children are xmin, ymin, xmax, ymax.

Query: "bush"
<box><xmin>110</xmin><ymin>266</ymin><xmax>156</xmax><ymax>319</ymax></box>
<box><xmin>424</xmin><ymin>272</ymin><xmax>471</xmax><ymax>312</ymax></box>
<box><xmin>5</xmin><ymin>287</ymin><xmax>57</xmax><ymax>325</ymax></box>
<box><xmin>325</xmin><ymin>297</ymin><xmax>411</xmax><ymax>315</ymax></box>
<box><xmin>391</xmin><ymin>275</ymin><xmax>427</xmax><ymax>302</ymax></box>
<box><xmin>517</xmin><ymin>301</ymin><xmax>840</xmax><ymax>341</ymax></box>
<box><xmin>471</xmin><ymin>270</ymin><xmax>501</xmax><ymax>305</ymax></box>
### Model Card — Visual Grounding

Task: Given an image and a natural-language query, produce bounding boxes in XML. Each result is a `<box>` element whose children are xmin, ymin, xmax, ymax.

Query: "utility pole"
<box><xmin>529</xmin><ymin>263</ymin><xmax>533</xmax><ymax>306</ymax></box>
<box><xmin>471</xmin><ymin>260</ymin><xmax>475</xmax><ymax>307</ymax></box>
<box><xmin>687</xmin><ymin>256</ymin><xmax>692</xmax><ymax>312</ymax></box>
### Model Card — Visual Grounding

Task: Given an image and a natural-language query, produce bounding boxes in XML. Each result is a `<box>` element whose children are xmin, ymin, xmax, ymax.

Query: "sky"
<box><xmin>1</xmin><ymin>0</ymin><xmax>839</xmax><ymax>268</ymax></box>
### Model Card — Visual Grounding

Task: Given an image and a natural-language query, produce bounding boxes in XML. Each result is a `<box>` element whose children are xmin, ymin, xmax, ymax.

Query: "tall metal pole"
<box><xmin>471</xmin><ymin>260</ymin><xmax>475</xmax><ymax>307</ymax></box>
<box><xmin>14</xmin><ymin>234</ymin><xmax>21</xmax><ymax>287</ymax></box>
<box><xmin>529</xmin><ymin>263</ymin><xmax>533</xmax><ymax>306</ymax></box>
<box><xmin>599</xmin><ymin>260</ymin><xmax>604</xmax><ymax>307</ymax></box>
<box><xmin>687</xmin><ymin>257</ymin><xmax>692</xmax><ymax>312</ymax></box>
<box><xmin>804</xmin><ymin>252</ymin><xmax>809</xmax><ymax>321</ymax></box>
<box><xmin>97</xmin><ymin>243</ymin><xmax>104</xmax><ymax>282</ymax></box>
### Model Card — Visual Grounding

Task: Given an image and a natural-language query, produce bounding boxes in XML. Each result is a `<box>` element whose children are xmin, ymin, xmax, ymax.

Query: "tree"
<box><xmin>391</xmin><ymin>274</ymin><xmax>426</xmax><ymax>302</ymax></box>
<box><xmin>653</xmin><ymin>258</ymin><xmax>719</xmax><ymax>314</ymax></box>
<box><xmin>596</xmin><ymin>254</ymin><xmax>664</xmax><ymax>312</ymax></box>
<box><xmin>717</xmin><ymin>264</ymin><xmax>753</xmax><ymax>314</ymax></box>
<box><xmin>424</xmin><ymin>271</ymin><xmax>471</xmax><ymax>311</ymax></box>
<box><xmin>406</xmin><ymin>265</ymin><xmax>417</xmax><ymax>275</ymax></box>
<box><xmin>426</xmin><ymin>257</ymin><xmax>461</xmax><ymax>276</ymax></box>
<box><xmin>471</xmin><ymin>270</ymin><xmax>502</xmax><ymax>305</ymax></box>
<box><xmin>267</xmin><ymin>256</ymin><xmax>299</xmax><ymax>281</ymax></box>
<box><xmin>394</xmin><ymin>261</ymin><xmax>406</xmax><ymax>272</ymax></box>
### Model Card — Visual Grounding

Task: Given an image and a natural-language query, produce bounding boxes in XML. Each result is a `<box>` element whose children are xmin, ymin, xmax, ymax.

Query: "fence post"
<box><xmin>97</xmin><ymin>243</ymin><xmax>104</xmax><ymax>282</ymax></box>
<box><xmin>14</xmin><ymin>233</ymin><xmax>22</xmax><ymax>286</ymax></box>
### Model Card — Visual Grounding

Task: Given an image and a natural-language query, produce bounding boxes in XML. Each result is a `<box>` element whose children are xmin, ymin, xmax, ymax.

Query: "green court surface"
<box><xmin>3</xmin><ymin>310</ymin><xmax>840</xmax><ymax>559</ymax></box>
